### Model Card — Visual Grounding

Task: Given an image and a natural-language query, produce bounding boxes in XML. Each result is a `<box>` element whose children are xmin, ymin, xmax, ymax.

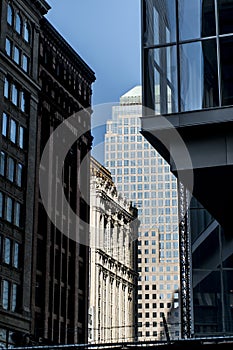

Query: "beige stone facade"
<box><xmin>88</xmin><ymin>157</ymin><xmax>139</xmax><ymax>343</ymax></box>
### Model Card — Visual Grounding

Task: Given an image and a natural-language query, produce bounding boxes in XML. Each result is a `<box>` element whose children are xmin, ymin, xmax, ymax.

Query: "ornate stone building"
<box><xmin>89</xmin><ymin>157</ymin><xmax>139</xmax><ymax>344</ymax></box>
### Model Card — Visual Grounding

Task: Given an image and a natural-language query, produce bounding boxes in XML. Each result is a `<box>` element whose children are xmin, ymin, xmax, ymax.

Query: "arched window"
<box><xmin>24</xmin><ymin>22</ymin><xmax>30</xmax><ymax>43</ymax></box>
<box><xmin>7</xmin><ymin>4</ymin><xmax>13</xmax><ymax>26</ymax></box>
<box><xmin>15</xmin><ymin>13</ymin><xmax>22</xmax><ymax>34</ymax></box>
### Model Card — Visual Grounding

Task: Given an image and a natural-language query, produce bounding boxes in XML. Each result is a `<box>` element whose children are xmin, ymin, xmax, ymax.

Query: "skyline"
<box><xmin>46</xmin><ymin>0</ymin><xmax>141</xmax><ymax>106</ymax></box>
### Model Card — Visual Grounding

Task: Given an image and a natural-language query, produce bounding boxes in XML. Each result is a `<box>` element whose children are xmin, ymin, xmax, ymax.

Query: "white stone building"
<box><xmin>88</xmin><ymin>157</ymin><xmax>139</xmax><ymax>344</ymax></box>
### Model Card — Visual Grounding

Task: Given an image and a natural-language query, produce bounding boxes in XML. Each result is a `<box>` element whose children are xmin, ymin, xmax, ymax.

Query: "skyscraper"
<box><xmin>0</xmin><ymin>0</ymin><xmax>95</xmax><ymax>346</ymax></box>
<box><xmin>104</xmin><ymin>86</ymin><xmax>181</xmax><ymax>340</ymax></box>
<box><xmin>0</xmin><ymin>0</ymin><xmax>50</xmax><ymax>346</ymax></box>
<box><xmin>141</xmin><ymin>0</ymin><xmax>233</xmax><ymax>338</ymax></box>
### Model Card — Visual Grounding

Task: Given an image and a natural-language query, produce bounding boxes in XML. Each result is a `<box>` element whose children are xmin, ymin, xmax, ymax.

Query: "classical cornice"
<box><xmin>26</xmin><ymin>0</ymin><xmax>51</xmax><ymax>16</ymax></box>
<box><xmin>40</xmin><ymin>18</ymin><xmax>96</xmax><ymax>83</ymax></box>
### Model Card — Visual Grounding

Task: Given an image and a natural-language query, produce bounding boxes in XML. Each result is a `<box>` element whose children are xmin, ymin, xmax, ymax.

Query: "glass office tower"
<box><xmin>141</xmin><ymin>0</ymin><xmax>233</xmax><ymax>338</ymax></box>
<box><xmin>104</xmin><ymin>87</ymin><xmax>181</xmax><ymax>340</ymax></box>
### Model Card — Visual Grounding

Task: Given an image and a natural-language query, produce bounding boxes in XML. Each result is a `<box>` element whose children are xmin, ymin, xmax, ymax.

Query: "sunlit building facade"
<box><xmin>104</xmin><ymin>86</ymin><xmax>181</xmax><ymax>340</ymax></box>
<box><xmin>89</xmin><ymin>157</ymin><xmax>138</xmax><ymax>344</ymax></box>
<box><xmin>141</xmin><ymin>0</ymin><xmax>233</xmax><ymax>338</ymax></box>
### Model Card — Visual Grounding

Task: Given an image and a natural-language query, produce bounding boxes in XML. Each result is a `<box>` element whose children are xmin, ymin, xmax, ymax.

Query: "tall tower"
<box><xmin>141</xmin><ymin>0</ymin><xmax>233</xmax><ymax>337</ymax></box>
<box><xmin>0</xmin><ymin>0</ymin><xmax>50</xmax><ymax>347</ymax></box>
<box><xmin>104</xmin><ymin>86</ymin><xmax>181</xmax><ymax>340</ymax></box>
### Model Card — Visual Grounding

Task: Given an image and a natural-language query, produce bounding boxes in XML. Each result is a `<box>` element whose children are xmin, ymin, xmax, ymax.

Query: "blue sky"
<box><xmin>46</xmin><ymin>0</ymin><xmax>141</xmax><ymax>106</ymax></box>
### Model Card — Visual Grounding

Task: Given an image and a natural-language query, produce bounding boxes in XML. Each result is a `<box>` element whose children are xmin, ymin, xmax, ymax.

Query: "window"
<box><xmin>20</xmin><ymin>91</ymin><xmax>26</xmax><ymax>112</ymax></box>
<box><xmin>24</xmin><ymin>22</ymin><xmax>30</xmax><ymax>42</ymax></box>
<box><xmin>12</xmin><ymin>84</ymin><xmax>18</xmax><ymax>105</ymax></box>
<box><xmin>7</xmin><ymin>4</ymin><xmax>13</xmax><ymax>26</ymax></box>
<box><xmin>7</xmin><ymin>157</ymin><xmax>15</xmax><ymax>182</ymax></box>
<box><xmin>15</xmin><ymin>14</ymin><xmax>22</xmax><ymax>34</ymax></box>
<box><xmin>14</xmin><ymin>202</ymin><xmax>21</xmax><ymax>227</ymax></box>
<box><xmin>10</xmin><ymin>119</ymin><xmax>17</xmax><ymax>143</ymax></box>
<box><xmin>2</xmin><ymin>113</ymin><xmax>8</xmax><ymax>137</ymax></box>
<box><xmin>22</xmin><ymin>54</ymin><xmax>29</xmax><ymax>72</ymax></box>
<box><xmin>4</xmin><ymin>78</ymin><xmax>9</xmax><ymax>98</ymax></box>
<box><xmin>5</xmin><ymin>38</ymin><xmax>12</xmax><ymax>56</ymax></box>
<box><xmin>2</xmin><ymin>280</ymin><xmax>9</xmax><ymax>310</ymax></box>
<box><xmin>13</xmin><ymin>46</ymin><xmax>20</xmax><ymax>64</ymax></box>
<box><xmin>11</xmin><ymin>284</ymin><xmax>17</xmax><ymax>311</ymax></box>
<box><xmin>6</xmin><ymin>197</ymin><xmax>13</xmax><ymax>222</ymax></box>
<box><xmin>0</xmin><ymin>152</ymin><xmax>5</xmax><ymax>176</ymax></box>
<box><xmin>0</xmin><ymin>192</ymin><xmax>3</xmax><ymax>218</ymax></box>
<box><xmin>4</xmin><ymin>238</ymin><xmax>11</xmax><ymax>264</ymax></box>
<box><xmin>13</xmin><ymin>242</ymin><xmax>19</xmax><ymax>268</ymax></box>
<box><xmin>16</xmin><ymin>163</ymin><xmax>23</xmax><ymax>187</ymax></box>
<box><xmin>19</xmin><ymin>126</ymin><xmax>24</xmax><ymax>148</ymax></box>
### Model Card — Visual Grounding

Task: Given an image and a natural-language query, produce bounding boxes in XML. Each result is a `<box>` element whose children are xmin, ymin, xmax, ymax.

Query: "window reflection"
<box><xmin>179</xmin><ymin>0</ymin><xmax>215</xmax><ymax>40</ymax></box>
<box><xmin>144</xmin><ymin>0</ymin><xmax>176</xmax><ymax>46</ymax></box>
<box><xmin>218</xmin><ymin>0</ymin><xmax>233</xmax><ymax>35</ymax></box>
<box><xmin>7</xmin><ymin>5</ymin><xmax>13</xmax><ymax>26</ymax></box>
<box><xmin>15</xmin><ymin>14</ymin><xmax>22</xmax><ymax>34</ymax></box>
<box><xmin>220</xmin><ymin>37</ymin><xmax>233</xmax><ymax>106</ymax></box>
<box><xmin>2</xmin><ymin>280</ymin><xmax>9</xmax><ymax>310</ymax></box>
<box><xmin>24</xmin><ymin>22</ymin><xmax>30</xmax><ymax>43</ymax></box>
<box><xmin>180</xmin><ymin>40</ymin><xmax>218</xmax><ymax>112</ymax></box>
<box><xmin>148</xmin><ymin>45</ymin><xmax>178</xmax><ymax>114</ymax></box>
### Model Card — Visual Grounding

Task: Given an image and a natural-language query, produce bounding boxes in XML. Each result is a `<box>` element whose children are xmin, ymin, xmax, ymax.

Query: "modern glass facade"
<box><xmin>142</xmin><ymin>0</ymin><xmax>233</xmax><ymax>114</ymax></box>
<box><xmin>142</xmin><ymin>0</ymin><xmax>233</xmax><ymax>339</ymax></box>
<box><xmin>104</xmin><ymin>87</ymin><xmax>181</xmax><ymax>341</ymax></box>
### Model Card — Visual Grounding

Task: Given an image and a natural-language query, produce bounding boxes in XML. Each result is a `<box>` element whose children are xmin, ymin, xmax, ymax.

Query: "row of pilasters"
<box><xmin>95</xmin><ymin>266</ymin><xmax>134</xmax><ymax>343</ymax></box>
<box><xmin>91</xmin><ymin>208</ymin><xmax>131</xmax><ymax>267</ymax></box>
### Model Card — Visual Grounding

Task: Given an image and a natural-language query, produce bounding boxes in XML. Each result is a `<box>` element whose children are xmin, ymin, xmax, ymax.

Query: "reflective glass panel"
<box><xmin>144</xmin><ymin>0</ymin><xmax>176</xmax><ymax>46</ymax></box>
<box><xmin>218</xmin><ymin>0</ymin><xmax>233</xmax><ymax>34</ymax></box>
<box><xmin>179</xmin><ymin>0</ymin><xmax>215</xmax><ymax>41</ymax></box>
<box><xmin>193</xmin><ymin>270</ymin><xmax>223</xmax><ymax>333</ymax></box>
<box><xmin>13</xmin><ymin>243</ymin><xmax>19</xmax><ymax>268</ymax></box>
<box><xmin>10</xmin><ymin>119</ymin><xmax>16</xmax><ymax>143</ymax></box>
<box><xmin>4</xmin><ymin>78</ymin><xmax>9</xmax><ymax>98</ymax></box>
<box><xmin>223</xmin><ymin>270</ymin><xmax>233</xmax><ymax>332</ymax></box>
<box><xmin>14</xmin><ymin>202</ymin><xmax>21</xmax><ymax>227</ymax></box>
<box><xmin>7</xmin><ymin>5</ymin><xmax>13</xmax><ymax>26</ymax></box>
<box><xmin>6</xmin><ymin>197</ymin><xmax>13</xmax><ymax>222</ymax></box>
<box><xmin>23</xmin><ymin>54</ymin><xmax>29</xmax><ymax>72</ymax></box>
<box><xmin>15</xmin><ymin>14</ymin><xmax>22</xmax><ymax>34</ymax></box>
<box><xmin>16</xmin><ymin>163</ymin><xmax>22</xmax><ymax>187</ymax></box>
<box><xmin>12</xmin><ymin>84</ymin><xmax>18</xmax><ymax>105</ymax></box>
<box><xmin>11</xmin><ymin>284</ymin><xmax>17</xmax><ymax>311</ymax></box>
<box><xmin>220</xmin><ymin>36</ymin><xmax>233</xmax><ymax>106</ymax></box>
<box><xmin>2</xmin><ymin>280</ymin><xmax>9</xmax><ymax>310</ymax></box>
<box><xmin>4</xmin><ymin>238</ymin><xmax>11</xmax><ymax>264</ymax></box>
<box><xmin>148</xmin><ymin>45</ymin><xmax>178</xmax><ymax>114</ymax></box>
<box><xmin>0</xmin><ymin>192</ymin><xmax>3</xmax><ymax>218</ymax></box>
<box><xmin>2</xmin><ymin>113</ymin><xmax>8</xmax><ymax>137</ymax></box>
<box><xmin>24</xmin><ymin>22</ymin><xmax>30</xmax><ymax>43</ymax></box>
<box><xmin>13</xmin><ymin>46</ymin><xmax>20</xmax><ymax>64</ymax></box>
<box><xmin>19</xmin><ymin>126</ymin><xmax>24</xmax><ymax>148</ymax></box>
<box><xmin>5</xmin><ymin>38</ymin><xmax>11</xmax><ymax>56</ymax></box>
<box><xmin>7</xmin><ymin>157</ymin><xmax>15</xmax><ymax>182</ymax></box>
<box><xmin>0</xmin><ymin>152</ymin><xmax>5</xmax><ymax>176</ymax></box>
<box><xmin>20</xmin><ymin>91</ymin><xmax>26</xmax><ymax>112</ymax></box>
<box><xmin>180</xmin><ymin>39</ymin><xmax>219</xmax><ymax>112</ymax></box>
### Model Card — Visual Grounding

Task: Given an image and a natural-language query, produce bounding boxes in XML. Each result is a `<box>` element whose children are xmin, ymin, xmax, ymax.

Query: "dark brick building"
<box><xmin>0</xmin><ymin>0</ymin><xmax>95</xmax><ymax>347</ymax></box>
